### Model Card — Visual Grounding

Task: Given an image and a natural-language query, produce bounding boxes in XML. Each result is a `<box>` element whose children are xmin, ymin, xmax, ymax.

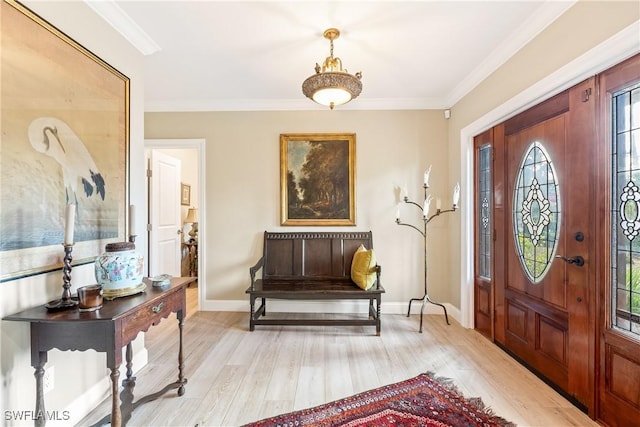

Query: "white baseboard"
<box><xmin>202</xmin><ymin>299</ymin><xmax>461</xmax><ymax>324</ymax></box>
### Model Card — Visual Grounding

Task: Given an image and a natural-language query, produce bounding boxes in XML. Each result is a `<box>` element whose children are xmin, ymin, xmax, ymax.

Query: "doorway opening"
<box><xmin>144</xmin><ymin>138</ymin><xmax>206</xmax><ymax>312</ymax></box>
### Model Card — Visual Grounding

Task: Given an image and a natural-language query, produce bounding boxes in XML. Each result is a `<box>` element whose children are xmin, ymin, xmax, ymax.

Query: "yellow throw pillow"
<box><xmin>351</xmin><ymin>244</ymin><xmax>377</xmax><ymax>290</ymax></box>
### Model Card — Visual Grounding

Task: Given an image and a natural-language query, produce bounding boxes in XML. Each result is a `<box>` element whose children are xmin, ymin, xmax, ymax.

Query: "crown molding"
<box><xmin>444</xmin><ymin>1</ymin><xmax>577</xmax><ymax>108</ymax></box>
<box><xmin>144</xmin><ymin>97</ymin><xmax>447</xmax><ymax>113</ymax></box>
<box><xmin>84</xmin><ymin>0</ymin><xmax>160</xmax><ymax>56</ymax></box>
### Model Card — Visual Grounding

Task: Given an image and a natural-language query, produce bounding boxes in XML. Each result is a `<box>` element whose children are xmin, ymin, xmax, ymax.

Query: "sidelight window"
<box><xmin>477</xmin><ymin>144</ymin><xmax>492</xmax><ymax>279</ymax></box>
<box><xmin>611</xmin><ymin>84</ymin><xmax>640</xmax><ymax>337</ymax></box>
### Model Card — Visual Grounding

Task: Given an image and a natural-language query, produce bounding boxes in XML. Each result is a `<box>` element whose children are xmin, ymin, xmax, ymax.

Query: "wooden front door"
<box><xmin>495</xmin><ymin>80</ymin><xmax>596</xmax><ymax>411</ymax></box>
<box><xmin>476</xmin><ymin>55</ymin><xmax>640</xmax><ymax>424</ymax></box>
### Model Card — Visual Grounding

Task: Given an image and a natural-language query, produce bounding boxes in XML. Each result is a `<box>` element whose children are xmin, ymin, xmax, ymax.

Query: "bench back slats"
<box><xmin>262</xmin><ymin>231</ymin><xmax>373</xmax><ymax>281</ymax></box>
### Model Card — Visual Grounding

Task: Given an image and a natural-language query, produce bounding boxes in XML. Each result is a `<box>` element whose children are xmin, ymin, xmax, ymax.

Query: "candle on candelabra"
<box><xmin>436</xmin><ymin>198</ymin><xmax>441</xmax><ymax>211</ymax></box>
<box><xmin>64</xmin><ymin>204</ymin><xmax>75</xmax><ymax>245</ymax></box>
<box><xmin>423</xmin><ymin>194</ymin><xmax>432</xmax><ymax>218</ymax></box>
<box><xmin>129</xmin><ymin>204</ymin><xmax>136</xmax><ymax>236</ymax></box>
<box><xmin>453</xmin><ymin>182</ymin><xmax>460</xmax><ymax>208</ymax></box>
<box><xmin>396</xmin><ymin>205</ymin><xmax>401</xmax><ymax>220</ymax></box>
<box><xmin>423</xmin><ymin>165</ymin><xmax>432</xmax><ymax>187</ymax></box>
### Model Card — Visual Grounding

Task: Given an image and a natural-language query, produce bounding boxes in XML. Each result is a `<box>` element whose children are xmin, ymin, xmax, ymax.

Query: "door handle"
<box><xmin>555</xmin><ymin>255</ymin><xmax>584</xmax><ymax>267</ymax></box>
<box><xmin>177</xmin><ymin>229</ymin><xmax>183</xmax><ymax>235</ymax></box>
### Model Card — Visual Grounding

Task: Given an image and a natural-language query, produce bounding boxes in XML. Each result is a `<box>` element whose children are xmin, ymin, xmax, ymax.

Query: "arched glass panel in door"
<box><xmin>512</xmin><ymin>141</ymin><xmax>561</xmax><ymax>283</ymax></box>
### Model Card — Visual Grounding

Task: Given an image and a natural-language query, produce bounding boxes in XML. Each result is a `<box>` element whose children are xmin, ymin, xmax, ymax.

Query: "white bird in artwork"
<box><xmin>28</xmin><ymin>117</ymin><xmax>105</xmax><ymax>203</ymax></box>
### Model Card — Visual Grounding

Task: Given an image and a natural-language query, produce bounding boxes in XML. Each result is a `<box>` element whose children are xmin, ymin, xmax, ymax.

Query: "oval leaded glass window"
<box><xmin>513</xmin><ymin>141</ymin><xmax>561</xmax><ymax>283</ymax></box>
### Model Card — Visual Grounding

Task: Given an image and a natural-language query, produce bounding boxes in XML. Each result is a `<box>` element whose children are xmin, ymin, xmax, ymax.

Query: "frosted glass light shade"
<box><xmin>302</xmin><ymin>72</ymin><xmax>362</xmax><ymax>109</ymax></box>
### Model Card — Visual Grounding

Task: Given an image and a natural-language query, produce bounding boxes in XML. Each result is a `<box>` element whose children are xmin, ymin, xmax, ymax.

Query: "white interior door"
<box><xmin>148</xmin><ymin>150</ymin><xmax>182</xmax><ymax>277</ymax></box>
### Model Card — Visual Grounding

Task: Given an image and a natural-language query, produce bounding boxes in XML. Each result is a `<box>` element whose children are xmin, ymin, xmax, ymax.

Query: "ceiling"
<box><xmin>86</xmin><ymin>1</ymin><xmax>576</xmax><ymax>112</ymax></box>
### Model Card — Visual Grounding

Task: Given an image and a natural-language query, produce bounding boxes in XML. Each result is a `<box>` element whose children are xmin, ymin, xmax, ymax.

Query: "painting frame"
<box><xmin>280</xmin><ymin>133</ymin><xmax>356</xmax><ymax>226</ymax></box>
<box><xmin>0</xmin><ymin>0</ymin><xmax>130</xmax><ymax>282</ymax></box>
<box><xmin>181</xmin><ymin>183</ymin><xmax>191</xmax><ymax>206</ymax></box>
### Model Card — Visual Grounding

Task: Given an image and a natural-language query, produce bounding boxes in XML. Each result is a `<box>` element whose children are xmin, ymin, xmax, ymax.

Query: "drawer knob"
<box><xmin>152</xmin><ymin>302</ymin><xmax>164</xmax><ymax>313</ymax></box>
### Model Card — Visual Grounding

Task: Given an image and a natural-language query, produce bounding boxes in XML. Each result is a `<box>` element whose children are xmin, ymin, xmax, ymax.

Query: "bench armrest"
<box><xmin>375</xmin><ymin>264</ymin><xmax>382</xmax><ymax>290</ymax></box>
<box><xmin>249</xmin><ymin>256</ymin><xmax>265</xmax><ymax>290</ymax></box>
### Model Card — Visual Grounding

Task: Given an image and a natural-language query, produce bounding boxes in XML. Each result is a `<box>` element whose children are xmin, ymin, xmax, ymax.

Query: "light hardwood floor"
<box><xmin>79</xmin><ymin>286</ymin><xmax>597</xmax><ymax>426</ymax></box>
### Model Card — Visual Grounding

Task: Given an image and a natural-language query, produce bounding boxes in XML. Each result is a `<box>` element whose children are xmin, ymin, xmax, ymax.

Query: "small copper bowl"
<box><xmin>77</xmin><ymin>284</ymin><xmax>103</xmax><ymax>312</ymax></box>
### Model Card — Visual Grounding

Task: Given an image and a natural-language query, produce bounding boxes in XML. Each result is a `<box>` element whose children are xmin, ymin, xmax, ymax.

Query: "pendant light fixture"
<box><xmin>302</xmin><ymin>28</ymin><xmax>362</xmax><ymax>110</ymax></box>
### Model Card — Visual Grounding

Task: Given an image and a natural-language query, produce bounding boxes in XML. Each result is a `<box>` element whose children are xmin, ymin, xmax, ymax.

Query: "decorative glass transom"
<box><xmin>512</xmin><ymin>141</ymin><xmax>561</xmax><ymax>283</ymax></box>
<box><xmin>611</xmin><ymin>83</ymin><xmax>640</xmax><ymax>337</ymax></box>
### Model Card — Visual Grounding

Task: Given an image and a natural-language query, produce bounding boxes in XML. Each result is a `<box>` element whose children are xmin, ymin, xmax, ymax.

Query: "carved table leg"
<box><xmin>33</xmin><ymin>351</ymin><xmax>47</xmax><ymax>427</ymax></box>
<box><xmin>121</xmin><ymin>343</ymin><xmax>136</xmax><ymax>425</ymax></box>
<box><xmin>110</xmin><ymin>367</ymin><xmax>122</xmax><ymax>427</ymax></box>
<box><xmin>125</xmin><ymin>342</ymin><xmax>135</xmax><ymax>382</ymax></box>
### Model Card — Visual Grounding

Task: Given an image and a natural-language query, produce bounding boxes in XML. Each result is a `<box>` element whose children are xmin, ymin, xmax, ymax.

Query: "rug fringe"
<box><xmin>247</xmin><ymin>372</ymin><xmax>517</xmax><ymax>427</ymax></box>
<box><xmin>424</xmin><ymin>372</ymin><xmax>518</xmax><ymax>427</ymax></box>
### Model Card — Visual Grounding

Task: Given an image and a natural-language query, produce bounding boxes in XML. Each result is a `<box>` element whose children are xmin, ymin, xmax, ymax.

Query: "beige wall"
<box><xmin>452</xmin><ymin>1</ymin><xmax>640</xmax><ymax>128</ymax></box>
<box><xmin>145</xmin><ymin>2</ymin><xmax>640</xmax><ymax>318</ymax></box>
<box><xmin>144</xmin><ymin>110</ymin><xmax>453</xmax><ymax>309</ymax></box>
<box><xmin>0</xmin><ymin>1</ymin><xmax>146</xmax><ymax>423</ymax></box>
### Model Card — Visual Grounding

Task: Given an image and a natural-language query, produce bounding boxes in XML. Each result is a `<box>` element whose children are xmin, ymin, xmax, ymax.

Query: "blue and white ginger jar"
<box><xmin>94</xmin><ymin>242</ymin><xmax>144</xmax><ymax>292</ymax></box>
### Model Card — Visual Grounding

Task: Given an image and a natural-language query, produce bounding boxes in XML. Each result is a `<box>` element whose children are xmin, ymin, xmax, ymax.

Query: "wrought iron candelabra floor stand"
<box><xmin>396</xmin><ymin>188</ymin><xmax>456</xmax><ymax>332</ymax></box>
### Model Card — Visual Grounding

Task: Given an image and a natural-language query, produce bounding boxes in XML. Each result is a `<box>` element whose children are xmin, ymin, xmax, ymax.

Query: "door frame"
<box><xmin>144</xmin><ymin>138</ymin><xmax>206</xmax><ymax>311</ymax></box>
<box><xmin>458</xmin><ymin>23</ymin><xmax>639</xmax><ymax>329</ymax></box>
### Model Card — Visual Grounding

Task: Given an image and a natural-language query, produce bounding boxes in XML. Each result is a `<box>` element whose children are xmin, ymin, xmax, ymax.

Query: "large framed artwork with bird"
<box><xmin>0</xmin><ymin>0</ymin><xmax>130</xmax><ymax>281</ymax></box>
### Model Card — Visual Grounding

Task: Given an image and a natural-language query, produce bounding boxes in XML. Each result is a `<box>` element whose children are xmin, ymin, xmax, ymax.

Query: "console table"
<box><xmin>3</xmin><ymin>276</ymin><xmax>195</xmax><ymax>427</ymax></box>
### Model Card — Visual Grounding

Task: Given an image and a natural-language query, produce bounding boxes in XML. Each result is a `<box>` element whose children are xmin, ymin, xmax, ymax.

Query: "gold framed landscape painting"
<box><xmin>280</xmin><ymin>133</ymin><xmax>356</xmax><ymax>226</ymax></box>
<box><xmin>0</xmin><ymin>0</ymin><xmax>130</xmax><ymax>281</ymax></box>
<box><xmin>181</xmin><ymin>183</ymin><xmax>191</xmax><ymax>206</ymax></box>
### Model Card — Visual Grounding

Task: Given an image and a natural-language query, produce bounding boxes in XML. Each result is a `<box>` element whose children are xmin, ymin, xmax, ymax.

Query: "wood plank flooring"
<box><xmin>78</xmin><ymin>287</ymin><xmax>597</xmax><ymax>426</ymax></box>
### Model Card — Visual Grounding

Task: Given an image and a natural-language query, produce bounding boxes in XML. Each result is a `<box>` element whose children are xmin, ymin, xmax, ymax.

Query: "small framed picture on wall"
<box><xmin>181</xmin><ymin>183</ymin><xmax>191</xmax><ymax>206</ymax></box>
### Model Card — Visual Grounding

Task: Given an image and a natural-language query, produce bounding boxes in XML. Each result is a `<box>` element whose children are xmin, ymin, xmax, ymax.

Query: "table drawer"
<box><xmin>121</xmin><ymin>291</ymin><xmax>182</xmax><ymax>343</ymax></box>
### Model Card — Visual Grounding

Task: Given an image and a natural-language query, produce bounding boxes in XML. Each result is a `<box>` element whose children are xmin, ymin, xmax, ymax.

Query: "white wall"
<box><xmin>0</xmin><ymin>1</ymin><xmax>146</xmax><ymax>425</ymax></box>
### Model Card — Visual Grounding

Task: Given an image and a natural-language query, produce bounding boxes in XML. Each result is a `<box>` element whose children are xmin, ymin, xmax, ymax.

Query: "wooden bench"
<box><xmin>246</xmin><ymin>231</ymin><xmax>384</xmax><ymax>335</ymax></box>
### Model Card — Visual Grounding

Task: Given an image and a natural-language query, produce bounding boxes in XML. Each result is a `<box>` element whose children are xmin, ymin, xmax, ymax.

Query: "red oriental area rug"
<box><xmin>245</xmin><ymin>372</ymin><xmax>516</xmax><ymax>427</ymax></box>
